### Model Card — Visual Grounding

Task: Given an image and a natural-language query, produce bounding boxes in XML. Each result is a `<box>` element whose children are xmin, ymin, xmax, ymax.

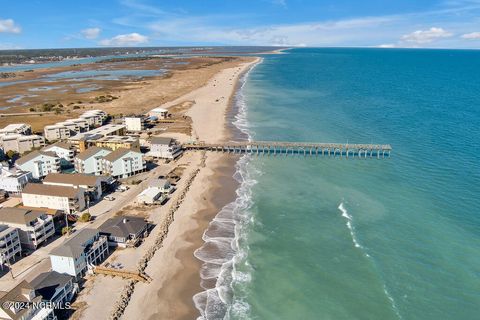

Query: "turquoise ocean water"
<box><xmin>194</xmin><ymin>48</ymin><xmax>480</xmax><ymax>320</ymax></box>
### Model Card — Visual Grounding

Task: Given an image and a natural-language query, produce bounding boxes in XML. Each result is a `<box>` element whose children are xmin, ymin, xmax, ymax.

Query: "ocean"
<box><xmin>194</xmin><ymin>48</ymin><xmax>480</xmax><ymax>320</ymax></box>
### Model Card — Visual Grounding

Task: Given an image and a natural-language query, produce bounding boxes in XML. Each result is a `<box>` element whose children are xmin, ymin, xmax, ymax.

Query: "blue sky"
<box><xmin>1</xmin><ymin>0</ymin><xmax>480</xmax><ymax>49</ymax></box>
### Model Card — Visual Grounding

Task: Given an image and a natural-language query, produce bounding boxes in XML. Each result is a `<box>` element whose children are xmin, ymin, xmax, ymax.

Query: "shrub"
<box><xmin>78</xmin><ymin>212</ymin><xmax>91</xmax><ymax>222</ymax></box>
<box><xmin>62</xmin><ymin>226</ymin><xmax>73</xmax><ymax>235</ymax></box>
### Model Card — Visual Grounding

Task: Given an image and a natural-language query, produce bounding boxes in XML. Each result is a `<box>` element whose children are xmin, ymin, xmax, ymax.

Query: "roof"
<box><xmin>0</xmin><ymin>123</ymin><xmax>30</xmax><ymax>132</ymax></box>
<box><xmin>43</xmin><ymin>141</ymin><xmax>74</xmax><ymax>151</ymax></box>
<box><xmin>16</xmin><ymin>150</ymin><xmax>57</xmax><ymax>166</ymax></box>
<box><xmin>50</xmin><ymin>228</ymin><xmax>99</xmax><ymax>258</ymax></box>
<box><xmin>137</xmin><ymin>187</ymin><xmax>161</xmax><ymax>199</ymax></box>
<box><xmin>0</xmin><ymin>207</ymin><xmax>46</xmax><ymax>225</ymax></box>
<box><xmin>43</xmin><ymin>173</ymin><xmax>104</xmax><ymax>187</ymax></box>
<box><xmin>75</xmin><ymin>146</ymin><xmax>111</xmax><ymax>161</ymax></box>
<box><xmin>0</xmin><ymin>224</ymin><xmax>17</xmax><ymax>238</ymax></box>
<box><xmin>29</xmin><ymin>271</ymin><xmax>73</xmax><ymax>301</ymax></box>
<box><xmin>0</xmin><ymin>280</ymin><xmax>40</xmax><ymax>320</ymax></box>
<box><xmin>99</xmin><ymin>216</ymin><xmax>148</xmax><ymax>239</ymax></box>
<box><xmin>149</xmin><ymin>178</ymin><xmax>169</xmax><ymax>188</ymax></box>
<box><xmin>102</xmin><ymin>148</ymin><xmax>137</xmax><ymax>162</ymax></box>
<box><xmin>22</xmin><ymin>183</ymin><xmax>81</xmax><ymax>198</ymax></box>
<box><xmin>151</xmin><ymin>136</ymin><xmax>173</xmax><ymax>145</ymax></box>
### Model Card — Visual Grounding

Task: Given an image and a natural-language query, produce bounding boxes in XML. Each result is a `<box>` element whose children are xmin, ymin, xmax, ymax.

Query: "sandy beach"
<box><xmin>68</xmin><ymin>56</ymin><xmax>259</xmax><ymax>320</ymax></box>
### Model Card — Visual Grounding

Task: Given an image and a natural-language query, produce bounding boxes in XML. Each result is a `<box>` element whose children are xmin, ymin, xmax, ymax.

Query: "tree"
<box><xmin>5</xmin><ymin>150</ymin><xmax>18</xmax><ymax>160</ymax></box>
<box><xmin>62</xmin><ymin>226</ymin><xmax>73</xmax><ymax>235</ymax></box>
<box><xmin>78</xmin><ymin>212</ymin><xmax>91</xmax><ymax>222</ymax></box>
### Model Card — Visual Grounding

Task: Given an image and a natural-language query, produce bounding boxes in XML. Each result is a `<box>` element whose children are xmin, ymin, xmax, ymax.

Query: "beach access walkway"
<box><xmin>183</xmin><ymin>141</ymin><xmax>392</xmax><ymax>158</ymax></box>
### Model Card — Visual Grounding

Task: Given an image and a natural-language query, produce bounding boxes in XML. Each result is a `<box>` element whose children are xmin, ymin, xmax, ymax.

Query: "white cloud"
<box><xmin>81</xmin><ymin>27</ymin><xmax>101</xmax><ymax>39</ymax></box>
<box><xmin>461</xmin><ymin>31</ymin><xmax>480</xmax><ymax>39</ymax></box>
<box><xmin>99</xmin><ymin>33</ymin><xmax>149</xmax><ymax>46</ymax></box>
<box><xmin>401</xmin><ymin>27</ymin><xmax>453</xmax><ymax>44</ymax></box>
<box><xmin>377</xmin><ymin>43</ymin><xmax>397</xmax><ymax>48</ymax></box>
<box><xmin>0</xmin><ymin>19</ymin><xmax>21</xmax><ymax>34</ymax></box>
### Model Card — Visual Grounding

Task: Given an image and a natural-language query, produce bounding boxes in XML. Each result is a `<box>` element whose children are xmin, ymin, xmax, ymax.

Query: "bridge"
<box><xmin>183</xmin><ymin>141</ymin><xmax>392</xmax><ymax>158</ymax></box>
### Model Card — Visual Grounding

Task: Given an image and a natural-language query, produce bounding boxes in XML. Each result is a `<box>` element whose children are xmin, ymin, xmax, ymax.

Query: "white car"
<box><xmin>104</xmin><ymin>196</ymin><xmax>115</xmax><ymax>201</ymax></box>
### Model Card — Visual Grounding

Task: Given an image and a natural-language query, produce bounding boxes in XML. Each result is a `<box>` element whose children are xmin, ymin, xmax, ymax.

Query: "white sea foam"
<box><xmin>194</xmin><ymin>59</ymin><xmax>262</xmax><ymax>319</ymax></box>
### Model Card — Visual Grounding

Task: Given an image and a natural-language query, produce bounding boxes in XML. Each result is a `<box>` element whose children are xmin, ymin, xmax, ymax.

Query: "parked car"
<box><xmin>104</xmin><ymin>196</ymin><xmax>115</xmax><ymax>201</ymax></box>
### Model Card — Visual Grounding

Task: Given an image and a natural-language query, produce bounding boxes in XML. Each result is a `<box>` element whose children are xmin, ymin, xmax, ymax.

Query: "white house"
<box><xmin>101</xmin><ymin>148</ymin><xmax>145</xmax><ymax>179</ymax></box>
<box><xmin>74</xmin><ymin>146</ymin><xmax>112</xmax><ymax>175</ymax></box>
<box><xmin>42</xmin><ymin>142</ymin><xmax>75</xmax><ymax>167</ymax></box>
<box><xmin>0</xmin><ymin>134</ymin><xmax>45</xmax><ymax>154</ymax></box>
<box><xmin>124</xmin><ymin>116</ymin><xmax>147</xmax><ymax>132</ymax></box>
<box><xmin>22</xmin><ymin>183</ymin><xmax>86</xmax><ymax>214</ymax></box>
<box><xmin>0</xmin><ymin>123</ymin><xmax>32</xmax><ymax>136</ymax></box>
<box><xmin>0</xmin><ymin>225</ymin><xmax>21</xmax><ymax>269</ymax></box>
<box><xmin>148</xmin><ymin>107</ymin><xmax>169</xmax><ymax>119</ymax></box>
<box><xmin>149</xmin><ymin>178</ymin><xmax>173</xmax><ymax>194</ymax></box>
<box><xmin>0</xmin><ymin>207</ymin><xmax>55</xmax><ymax>250</ymax></box>
<box><xmin>149</xmin><ymin>136</ymin><xmax>183</xmax><ymax>159</ymax></box>
<box><xmin>15</xmin><ymin>150</ymin><xmax>60</xmax><ymax>179</ymax></box>
<box><xmin>0</xmin><ymin>280</ymin><xmax>57</xmax><ymax>320</ymax></box>
<box><xmin>44</xmin><ymin>124</ymin><xmax>71</xmax><ymax>141</ymax></box>
<box><xmin>0</xmin><ymin>165</ymin><xmax>32</xmax><ymax>195</ymax></box>
<box><xmin>50</xmin><ymin>228</ymin><xmax>108</xmax><ymax>280</ymax></box>
<box><xmin>136</xmin><ymin>187</ymin><xmax>166</xmax><ymax>205</ymax></box>
<box><xmin>43</xmin><ymin>173</ymin><xmax>110</xmax><ymax>201</ymax></box>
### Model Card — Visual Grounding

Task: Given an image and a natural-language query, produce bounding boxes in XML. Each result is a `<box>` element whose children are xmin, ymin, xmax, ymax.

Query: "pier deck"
<box><xmin>183</xmin><ymin>141</ymin><xmax>392</xmax><ymax>158</ymax></box>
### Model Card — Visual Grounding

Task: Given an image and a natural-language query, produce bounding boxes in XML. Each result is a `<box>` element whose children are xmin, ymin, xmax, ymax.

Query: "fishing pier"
<box><xmin>183</xmin><ymin>141</ymin><xmax>392</xmax><ymax>158</ymax></box>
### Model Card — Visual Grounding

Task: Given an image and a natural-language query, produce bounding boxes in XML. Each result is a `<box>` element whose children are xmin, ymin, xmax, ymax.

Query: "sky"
<box><xmin>1</xmin><ymin>0</ymin><xmax>480</xmax><ymax>49</ymax></box>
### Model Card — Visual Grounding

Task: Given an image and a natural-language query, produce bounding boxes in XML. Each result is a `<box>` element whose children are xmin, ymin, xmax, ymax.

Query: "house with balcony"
<box><xmin>22</xmin><ymin>183</ymin><xmax>86</xmax><ymax>214</ymax></box>
<box><xmin>50</xmin><ymin>228</ymin><xmax>108</xmax><ymax>280</ymax></box>
<box><xmin>74</xmin><ymin>146</ymin><xmax>112</xmax><ymax>175</ymax></box>
<box><xmin>30</xmin><ymin>271</ymin><xmax>77</xmax><ymax>315</ymax></box>
<box><xmin>93</xmin><ymin>135</ymin><xmax>140</xmax><ymax>151</ymax></box>
<box><xmin>100</xmin><ymin>148</ymin><xmax>145</xmax><ymax>179</ymax></box>
<box><xmin>0</xmin><ymin>280</ymin><xmax>56</xmax><ymax>320</ymax></box>
<box><xmin>0</xmin><ymin>225</ymin><xmax>21</xmax><ymax>270</ymax></box>
<box><xmin>43</xmin><ymin>173</ymin><xmax>112</xmax><ymax>201</ymax></box>
<box><xmin>148</xmin><ymin>136</ymin><xmax>183</xmax><ymax>159</ymax></box>
<box><xmin>124</xmin><ymin>116</ymin><xmax>147</xmax><ymax>132</ymax></box>
<box><xmin>99</xmin><ymin>216</ymin><xmax>148</xmax><ymax>248</ymax></box>
<box><xmin>0</xmin><ymin>123</ymin><xmax>32</xmax><ymax>136</ymax></box>
<box><xmin>0</xmin><ymin>165</ymin><xmax>32</xmax><ymax>195</ymax></box>
<box><xmin>42</xmin><ymin>142</ymin><xmax>75</xmax><ymax>168</ymax></box>
<box><xmin>0</xmin><ymin>207</ymin><xmax>55</xmax><ymax>250</ymax></box>
<box><xmin>15</xmin><ymin>151</ymin><xmax>60</xmax><ymax>179</ymax></box>
<box><xmin>0</xmin><ymin>134</ymin><xmax>45</xmax><ymax>154</ymax></box>
<box><xmin>43</xmin><ymin>124</ymin><xmax>71</xmax><ymax>142</ymax></box>
<box><xmin>68</xmin><ymin>118</ymin><xmax>90</xmax><ymax>132</ymax></box>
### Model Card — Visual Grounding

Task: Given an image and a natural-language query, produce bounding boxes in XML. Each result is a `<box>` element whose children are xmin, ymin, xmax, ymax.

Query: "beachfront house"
<box><xmin>148</xmin><ymin>107</ymin><xmax>169</xmax><ymax>119</ymax></box>
<box><xmin>42</xmin><ymin>142</ymin><xmax>75</xmax><ymax>168</ymax></box>
<box><xmin>0</xmin><ymin>207</ymin><xmax>55</xmax><ymax>250</ymax></box>
<box><xmin>0</xmin><ymin>134</ymin><xmax>45</xmax><ymax>154</ymax></box>
<box><xmin>148</xmin><ymin>137</ymin><xmax>183</xmax><ymax>159</ymax></box>
<box><xmin>0</xmin><ymin>280</ymin><xmax>57</xmax><ymax>320</ymax></box>
<box><xmin>44</xmin><ymin>124</ymin><xmax>71</xmax><ymax>141</ymax></box>
<box><xmin>74</xmin><ymin>146</ymin><xmax>112</xmax><ymax>175</ymax></box>
<box><xmin>136</xmin><ymin>187</ymin><xmax>166</xmax><ymax>205</ymax></box>
<box><xmin>99</xmin><ymin>216</ymin><xmax>148</xmax><ymax>247</ymax></box>
<box><xmin>22</xmin><ymin>183</ymin><xmax>86</xmax><ymax>214</ymax></box>
<box><xmin>149</xmin><ymin>178</ymin><xmax>173</xmax><ymax>194</ymax></box>
<box><xmin>43</xmin><ymin>172</ymin><xmax>111</xmax><ymax>201</ymax></box>
<box><xmin>100</xmin><ymin>148</ymin><xmax>145</xmax><ymax>179</ymax></box>
<box><xmin>50</xmin><ymin>228</ymin><xmax>108</xmax><ymax>279</ymax></box>
<box><xmin>30</xmin><ymin>271</ymin><xmax>78</xmax><ymax>313</ymax></box>
<box><xmin>15</xmin><ymin>150</ymin><xmax>60</xmax><ymax>179</ymax></box>
<box><xmin>0</xmin><ymin>165</ymin><xmax>32</xmax><ymax>195</ymax></box>
<box><xmin>0</xmin><ymin>225</ymin><xmax>22</xmax><ymax>269</ymax></box>
<box><xmin>0</xmin><ymin>123</ymin><xmax>32</xmax><ymax>136</ymax></box>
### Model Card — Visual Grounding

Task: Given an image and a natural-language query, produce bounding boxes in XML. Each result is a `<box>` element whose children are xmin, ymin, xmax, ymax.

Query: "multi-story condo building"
<box><xmin>69</xmin><ymin>118</ymin><xmax>90</xmax><ymax>131</ymax></box>
<box><xmin>74</xmin><ymin>146</ymin><xmax>112</xmax><ymax>175</ymax></box>
<box><xmin>55</xmin><ymin>121</ymin><xmax>80</xmax><ymax>134</ymax></box>
<box><xmin>78</xmin><ymin>110</ymin><xmax>107</xmax><ymax>128</ymax></box>
<box><xmin>0</xmin><ymin>165</ymin><xmax>32</xmax><ymax>195</ymax></box>
<box><xmin>43</xmin><ymin>124</ymin><xmax>71</xmax><ymax>141</ymax></box>
<box><xmin>68</xmin><ymin>124</ymin><xmax>126</xmax><ymax>152</ymax></box>
<box><xmin>124</xmin><ymin>116</ymin><xmax>147</xmax><ymax>132</ymax></box>
<box><xmin>0</xmin><ymin>123</ymin><xmax>32</xmax><ymax>136</ymax></box>
<box><xmin>149</xmin><ymin>136</ymin><xmax>183</xmax><ymax>159</ymax></box>
<box><xmin>50</xmin><ymin>228</ymin><xmax>108</xmax><ymax>279</ymax></box>
<box><xmin>15</xmin><ymin>151</ymin><xmax>60</xmax><ymax>179</ymax></box>
<box><xmin>100</xmin><ymin>148</ymin><xmax>145</xmax><ymax>179</ymax></box>
<box><xmin>0</xmin><ymin>134</ymin><xmax>45</xmax><ymax>154</ymax></box>
<box><xmin>22</xmin><ymin>183</ymin><xmax>86</xmax><ymax>214</ymax></box>
<box><xmin>42</xmin><ymin>142</ymin><xmax>75</xmax><ymax>168</ymax></box>
<box><xmin>0</xmin><ymin>225</ymin><xmax>21</xmax><ymax>269</ymax></box>
<box><xmin>0</xmin><ymin>280</ymin><xmax>57</xmax><ymax>320</ymax></box>
<box><xmin>94</xmin><ymin>135</ymin><xmax>140</xmax><ymax>151</ymax></box>
<box><xmin>43</xmin><ymin>173</ymin><xmax>111</xmax><ymax>201</ymax></box>
<box><xmin>0</xmin><ymin>207</ymin><xmax>55</xmax><ymax>250</ymax></box>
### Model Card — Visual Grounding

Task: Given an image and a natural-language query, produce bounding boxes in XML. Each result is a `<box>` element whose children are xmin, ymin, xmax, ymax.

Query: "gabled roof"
<box><xmin>99</xmin><ymin>216</ymin><xmax>147</xmax><ymax>239</ymax></box>
<box><xmin>44</xmin><ymin>173</ymin><xmax>105</xmax><ymax>187</ymax></box>
<box><xmin>23</xmin><ymin>183</ymin><xmax>81</xmax><ymax>198</ymax></box>
<box><xmin>102</xmin><ymin>148</ymin><xmax>139</xmax><ymax>162</ymax></box>
<box><xmin>151</xmin><ymin>136</ymin><xmax>173</xmax><ymax>145</ymax></box>
<box><xmin>29</xmin><ymin>271</ymin><xmax>73</xmax><ymax>301</ymax></box>
<box><xmin>0</xmin><ymin>207</ymin><xmax>46</xmax><ymax>225</ymax></box>
<box><xmin>75</xmin><ymin>146</ymin><xmax>111</xmax><ymax>161</ymax></box>
<box><xmin>50</xmin><ymin>228</ymin><xmax>99</xmax><ymax>258</ymax></box>
<box><xmin>16</xmin><ymin>150</ymin><xmax>57</xmax><ymax>165</ymax></box>
<box><xmin>0</xmin><ymin>280</ymin><xmax>40</xmax><ymax>320</ymax></box>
